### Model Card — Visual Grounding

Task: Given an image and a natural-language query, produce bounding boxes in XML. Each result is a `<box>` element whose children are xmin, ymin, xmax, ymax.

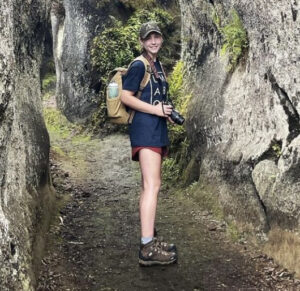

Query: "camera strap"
<box><xmin>142</xmin><ymin>52</ymin><xmax>160</xmax><ymax>79</ymax></box>
<box><xmin>142</xmin><ymin>52</ymin><xmax>168</xmax><ymax>102</ymax></box>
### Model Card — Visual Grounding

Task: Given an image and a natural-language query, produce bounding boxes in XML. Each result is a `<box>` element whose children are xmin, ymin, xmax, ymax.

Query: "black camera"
<box><xmin>164</xmin><ymin>101</ymin><xmax>185</xmax><ymax>125</ymax></box>
<box><xmin>170</xmin><ymin>108</ymin><xmax>185</xmax><ymax>125</ymax></box>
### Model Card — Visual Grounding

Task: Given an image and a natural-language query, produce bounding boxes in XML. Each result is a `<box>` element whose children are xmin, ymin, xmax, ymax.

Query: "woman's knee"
<box><xmin>142</xmin><ymin>178</ymin><xmax>161</xmax><ymax>193</ymax></box>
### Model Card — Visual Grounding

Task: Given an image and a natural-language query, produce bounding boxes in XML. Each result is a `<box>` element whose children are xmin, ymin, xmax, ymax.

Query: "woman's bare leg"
<box><xmin>139</xmin><ymin>148</ymin><xmax>162</xmax><ymax>238</ymax></box>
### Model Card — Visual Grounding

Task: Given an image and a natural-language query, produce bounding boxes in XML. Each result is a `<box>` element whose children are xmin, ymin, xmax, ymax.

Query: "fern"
<box><xmin>213</xmin><ymin>9</ymin><xmax>249</xmax><ymax>71</ymax></box>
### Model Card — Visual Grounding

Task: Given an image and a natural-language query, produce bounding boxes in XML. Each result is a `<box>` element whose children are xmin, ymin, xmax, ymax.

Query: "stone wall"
<box><xmin>0</xmin><ymin>1</ymin><xmax>53</xmax><ymax>289</ymax></box>
<box><xmin>180</xmin><ymin>0</ymin><xmax>300</xmax><ymax>232</ymax></box>
<box><xmin>51</xmin><ymin>0</ymin><xmax>122</xmax><ymax>123</ymax></box>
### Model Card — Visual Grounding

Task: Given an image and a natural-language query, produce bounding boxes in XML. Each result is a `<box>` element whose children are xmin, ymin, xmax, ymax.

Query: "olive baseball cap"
<box><xmin>139</xmin><ymin>22</ymin><xmax>162</xmax><ymax>39</ymax></box>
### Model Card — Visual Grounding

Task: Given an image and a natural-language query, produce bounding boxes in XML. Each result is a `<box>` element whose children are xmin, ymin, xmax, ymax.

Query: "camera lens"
<box><xmin>170</xmin><ymin>110</ymin><xmax>185</xmax><ymax>125</ymax></box>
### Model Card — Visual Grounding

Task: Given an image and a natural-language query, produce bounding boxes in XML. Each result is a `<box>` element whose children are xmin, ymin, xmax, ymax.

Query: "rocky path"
<box><xmin>37</xmin><ymin>132</ymin><xmax>300</xmax><ymax>291</ymax></box>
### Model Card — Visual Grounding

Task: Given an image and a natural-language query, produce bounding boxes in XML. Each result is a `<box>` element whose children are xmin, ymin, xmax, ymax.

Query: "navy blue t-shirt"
<box><xmin>123</xmin><ymin>60</ymin><xmax>170</xmax><ymax>148</ymax></box>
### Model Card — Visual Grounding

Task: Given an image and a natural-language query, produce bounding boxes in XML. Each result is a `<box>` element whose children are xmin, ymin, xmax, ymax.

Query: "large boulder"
<box><xmin>51</xmin><ymin>0</ymin><xmax>123</xmax><ymax>123</ymax></box>
<box><xmin>180</xmin><ymin>0</ymin><xmax>300</xmax><ymax>231</ymax></box>
<box><xmin>0</xmin><ymin>0</ymin><xmax>53</xmax><ymax>289</ymax></box>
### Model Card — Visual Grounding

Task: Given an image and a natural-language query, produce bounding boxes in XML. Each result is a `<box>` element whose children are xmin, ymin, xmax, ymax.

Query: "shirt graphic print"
<box><xmin>122</xmin><ymin>59</ymin><xmax>169</xmax><ymax>148</ymax></box>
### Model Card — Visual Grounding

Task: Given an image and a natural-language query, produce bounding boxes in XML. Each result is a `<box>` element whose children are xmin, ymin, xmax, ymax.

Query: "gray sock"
<box><xmin>141</xmin><ymin>237</ymin><xmax>153</xmax><ymax>245</ymax></box>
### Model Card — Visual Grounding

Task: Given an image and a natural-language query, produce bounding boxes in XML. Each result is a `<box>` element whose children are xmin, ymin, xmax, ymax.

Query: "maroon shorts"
<box><xmin>132</xmin><ymin>146</ymin><xmax>168</xmax><ymax>162</ymax></box>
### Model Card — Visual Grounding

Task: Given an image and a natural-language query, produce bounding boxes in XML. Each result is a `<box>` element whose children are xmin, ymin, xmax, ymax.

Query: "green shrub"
<box><xmin>91</xmin><ymin>7</ymin><xmax>178</xmax><ymax>130</ymax></box>
<box><xmin>161</xmin><ymin>60</ymin><xmax>193</xmax><ymax>184</ymax></box>
<box><xmin>162</xmin><ymin>157</ymin><xmax>180</xmax><ymax>185</ymax></box>
<box><xmin>167</xmin><ymin>61</ymin><xmax>191</xmax><ymax>158</ymax></box>
<box><xmin>42</xmin><ymin>73</ymin><xmax>56</xmax><ymax>101</ymax></box>
<box><xmin>213</xmin><ymin>9</ymin><xmax>248</xmax><ymax>71</ymax></box>
<box><xmin>42</xmin><ymin>73</ymin><xmax>56</xmax><ymax>91</ymax></box>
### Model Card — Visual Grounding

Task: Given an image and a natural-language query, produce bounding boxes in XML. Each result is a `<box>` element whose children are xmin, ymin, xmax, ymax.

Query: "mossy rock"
<box><xmin>212</xmin><ymin>8</ymin><xmax>248</xmax><ymax>71</ymax></box>
<box><xmin>185</xmin><ymin>181</ymin><xmax>223</xmax><ymax>220</ymax></box>
<box><xmin>182</xmin><ymin>157</ymin><xmax>199</xmax><ymax>186</ymax></box>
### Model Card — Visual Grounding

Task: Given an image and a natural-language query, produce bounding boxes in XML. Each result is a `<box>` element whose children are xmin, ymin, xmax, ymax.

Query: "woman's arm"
<box><xmin>121</xmin><ymin>90</ymin><xmax>173</xmax><ymax>117</ymax></box>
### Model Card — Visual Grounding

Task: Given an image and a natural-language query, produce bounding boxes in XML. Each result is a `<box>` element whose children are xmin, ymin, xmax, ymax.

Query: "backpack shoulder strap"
<box><xmin>128</xmin><ymin>55</ymin><xmax>152</xmax><ymax>124</ymax></box>
<box><xmin>133</xmin><ymin>55</ymin><xmax>151</xmax><ymax>92</ymax></box>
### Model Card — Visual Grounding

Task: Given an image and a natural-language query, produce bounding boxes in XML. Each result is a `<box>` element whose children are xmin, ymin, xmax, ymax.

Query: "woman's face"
<box><xmin>140</xmin><ymin>32</ymin><xmax>163</xmax><ymax>56</ymax></box>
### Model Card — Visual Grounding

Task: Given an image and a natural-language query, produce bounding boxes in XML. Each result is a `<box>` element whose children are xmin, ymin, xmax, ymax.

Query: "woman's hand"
<box><xmin>153</xmin><ymin>101</ymin><xmax>173</xmax><ymax>117</ymax></box>
<box><xmin>167</xmin><ymin>116</ymin><xmax>175</xmax><ymax>124</ymax></box>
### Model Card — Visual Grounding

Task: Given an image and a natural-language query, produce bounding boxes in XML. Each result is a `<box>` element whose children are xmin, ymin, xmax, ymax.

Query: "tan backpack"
<box><xmin>106</xmin><ymin>55</ymin><xmax>151</xmax><ymax>124</ymax></box>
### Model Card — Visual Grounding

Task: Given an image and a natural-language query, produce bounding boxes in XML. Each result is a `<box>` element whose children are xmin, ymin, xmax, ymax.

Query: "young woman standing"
<box><xmin>121</xmin><ymin>22</ymin><xmax>177</xmax><ymax>266</ymax></box>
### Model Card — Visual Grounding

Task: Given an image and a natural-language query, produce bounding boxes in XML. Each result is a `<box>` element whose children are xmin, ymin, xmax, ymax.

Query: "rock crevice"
<box><xmin>180</xmin><ymin>0</ymin><xmax>300</xmax><ymax>231</ymax></box>
<box><xmin>268</xmin><ymin>70</ymin><xmax>300</xmax><ymax>143</ymax></box>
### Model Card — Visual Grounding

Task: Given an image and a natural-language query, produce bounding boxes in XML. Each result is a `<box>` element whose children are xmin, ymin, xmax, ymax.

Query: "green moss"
<box><xmin>226</xmin><ymin>222</ymin><xmax>242</xmax><ymax>242</ymax></box>
<box><xmin>184</xmin><ymin>182</ymin><xmax>224</xmax><ymax>220</ymax></box>
<box><xmin>89</xmin><ymin>96</ymin><xmax>109</xmax><ymax>132</ymax></box>
<box><xmin>72</xmin><ymin>135</ymin><xmax>91</xmax><ymax>143</ymax></box>
<box><xmin>213</xmin><ymin>9</ymin><xmax>248</xmax><ymax>71</ymax></box>
<box><xmin>212</xmin><ymin>9</ymin><xmax>221</xmax><ymax>30</ymax></box>
<box><xmin>42</xmin><ymin>72</ymin><xmax>56</xmax><ymax>101</ymax></box>
<box><xmin>272</xmin><ymin>142</ymin><xmax>282</xmax><ymax>158</ymax></box>
<box><xmin>43</xmin><ymin>108</ymin><xmax>90</xmax><ymax>142</ymax></box>
<box><xmin>42</xmin><ymin>73</ymin><xmax>56</xmax><ymax>91</ymax></box>
<box><xmin>42</xmin><ymin>91</ymin><xmax>53</xmax><ymax>101</ymax></box>
<box><xmin>181</xmin><ymin>157</ymin><xmax>199</xmax><ymax>186</ymax></box>
<box><xmin>51</xmin><ymin>145</ymin><xmax>67</xmax><ymax>157</ymax></box>
<box><xmin>43</xmin><ymin>108</ymin><xmax>72</xmax><ymax>138</ymax></box>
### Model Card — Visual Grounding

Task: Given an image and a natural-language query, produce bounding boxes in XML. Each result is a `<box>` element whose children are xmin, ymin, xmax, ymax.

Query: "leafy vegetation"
<box><xmin>168</xmin><ymin>60</ymin><xmax>191</xmax><ymax>148</ymax></box>
<box><xmin>213</xmin><ymin>9</ymin><xmax>249</xmax><ymax>71</ymax></box>
<box><xmin>42</xmin><ymin>72</ymin><xmax>56</xmax><ymax>101</ymax></box>
<box><xmin>272</xmin><ymin>142</ymin><xmax>282</xmax><ymax>158</ymax></box>
<box><xmin>42</xmin><ymin>73</ymin><xmax>56</xmax><ymax>91</ymax></box>
<box><xmin>43</xmin><ymin>107</ymin><xmax>90</xmax><ymax>142</ymax></box>
<box><xmin>162</xmin><ymin>61</ymin><xmax>192</xmax><ymax>185</ymax></box>
<box><xmin>167</xmin><ymin>61</ymin><xmax>192</xmax><ymax>157</ymax></box>
<box><xmin>91</xmin><ymin>8</ymin><xmax>176</xmax><ymax>83</ymax></box>
<box><xmin>91</xmin><ymin>6</ymin><xmax>180</xmax><ymax>130</ymax></box>
<box><xmin>161</xmin><ymin>158</ymin><xmax>180</xmax><ymax>185</ymax></box>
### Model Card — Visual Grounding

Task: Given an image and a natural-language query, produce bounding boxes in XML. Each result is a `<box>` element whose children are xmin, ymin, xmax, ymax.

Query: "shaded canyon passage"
<box><xmin>37</xmin><ymin>133</ymin><xmax>298</xmax><ymax>290</ymax></box>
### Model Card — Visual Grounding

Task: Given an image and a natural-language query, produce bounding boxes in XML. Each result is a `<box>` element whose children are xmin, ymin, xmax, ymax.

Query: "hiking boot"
<box><xmin>156</xmin><ymin>237</ymin><xmax>177</xmax><ymax>253</ymax></box>
<box><xmin>139</xmin><ymin>238</ymin><xmax>177</xmax><ymax>266</ymax></box>
<box><xmin>154</xmin><ymin>228</ymin><xmax>177</xmax><ymax>253</ymax></box>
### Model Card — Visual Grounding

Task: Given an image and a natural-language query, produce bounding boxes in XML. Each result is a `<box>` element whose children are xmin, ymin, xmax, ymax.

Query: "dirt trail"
<box><xmin>37</xmin><ymin>131</ymin><xmax>299</xmax><ymax>291</ymax></box>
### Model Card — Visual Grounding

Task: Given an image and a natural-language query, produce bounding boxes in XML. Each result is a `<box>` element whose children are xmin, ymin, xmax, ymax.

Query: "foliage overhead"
<box><xmin>91</xmin><ymin>7</ymin><xmax>177</xmax><ymax>83</ymax></box>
